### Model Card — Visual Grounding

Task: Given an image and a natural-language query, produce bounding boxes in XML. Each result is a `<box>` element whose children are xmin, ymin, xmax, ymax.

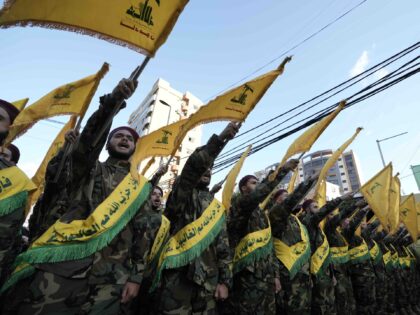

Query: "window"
<box><xmin>344</xmin><ymin>188</ymin><xmax>348</xmax><ymax>191</ymax></box>
<box><xmin>341</xmin><ymin>172</ymin><xmax>345</xmax><ymax>176</ymax></box>
<box><xmin>342</xmin><ymin>180</ymin><xmax>347</xmax><ymax>183</ymax></box>
<box><xmin>339</xmin><ymin>165</ymin><xmax>344</xmax><ymax>168</ymax></box>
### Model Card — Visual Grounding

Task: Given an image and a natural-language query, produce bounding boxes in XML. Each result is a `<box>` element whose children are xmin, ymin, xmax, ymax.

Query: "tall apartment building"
<box><xmin>128</xmin><ymin>78</ymin><xmax>203</xmax><ymax>192</ymax></box>
<box><xmin>297</xmin><ymin>149</ymin><xmax>362</xmax><ymax>194</ymax></box>
<box><xmin>254</xmin><ymin>149</ymin><xmax>362</xmax><ymax>195</ymax></box>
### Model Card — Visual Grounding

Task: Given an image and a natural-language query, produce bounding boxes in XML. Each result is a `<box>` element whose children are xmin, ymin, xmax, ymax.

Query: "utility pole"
<box><xmin>376</xmin><ymin>132</ymin><xmax>408</xmax><ymax>167</ymax></box>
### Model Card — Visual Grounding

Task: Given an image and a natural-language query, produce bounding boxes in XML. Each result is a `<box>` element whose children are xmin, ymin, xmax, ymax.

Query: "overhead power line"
<box><xmin>205</xmin><ymin>0</ymin><xmax>369</xmax><ymax>102</ymax></box>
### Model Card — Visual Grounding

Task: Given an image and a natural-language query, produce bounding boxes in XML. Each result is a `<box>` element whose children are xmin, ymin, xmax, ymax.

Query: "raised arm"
<box><xmin>343</xmin><ymin>206</ymin><xmax>369</xmax><ymax>239</ymax></box>
<box><xmin>165</xmin><ymin>123</ymin><xmax>239</xmax><ymax>220</ymax></box>
<box><xmin>70</xmin><ymin>78</ymin><xmax>137</xmax><ymax>188</ymax></box>
<box><xmin>269</xmin><ymin>178</ymin><xmax>316</xmax><ymax>235</ymax></box>
<box><xmin>309</xmin><ymin>196</ymin><xmax>345</xmax><ymax>227</ymax></box>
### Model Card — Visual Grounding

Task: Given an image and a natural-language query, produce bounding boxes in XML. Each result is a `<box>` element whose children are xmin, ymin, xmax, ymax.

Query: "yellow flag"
<box><xmin>131</xmin><ymin>119</ymin><xmax>185</xmax><ymax>176</ymax></box>
<box><xmin>388</xmin><ymin>175</ymin><xmax>401</xmax><ymax>233</ymax></box>
<box><xmin>0</xmin><ymin>0</ymin><xmax>189</xmax><ymax>56</ymax></box>
<box><xmin>400</xmin><ymin>194</ymin><xmax>418</xmax><ymax>241</ymax></box>
<box><xmin>269</xmin><ymin>101</ymin><xmax>346</xmax><ymax>181</ymax></box>
<box><xmin>131</xmin><ymin>59</ymin><xmax>291</xmax><ymax>175</ymax></box>
<box><xmin>360</xmin><ymin>163</ymin><xmax>392</xmax><ymax>231</ymax></box>
<box><xmin>314</xmin><ymin>179</ymin><xmax>327</xmax><ymax>208</ymax></box>
<box><xmin>28</xmin><ymin>115</ymin><xmax>77</xmax><ymax>208</ymax></box>
<box><xmin>6</xmin><ymin>62</ymin><xmax>108</xmax><ymax>144</ymax></box>
<box><xmin>417</xmin><ymin>203</ymin><xmax>420</xmax><ymax>234</ymax></box>
<box><xmin>287</xmin><ymin>168</ymin><xmax>299</xmax><ymax>194</ymax></box>
<box><xmin>11</xmin><ymin>98</ymin><xmax>29</xmax><ymax>111</ymax></box>
<box><xmin>222</xmin><ymin>145</ymin><xmax>252</xmax><ymax>210</ymax></box>
<box><xmin>177</xmin><ymin>57</ymin><xmax>291</xmax><ymax>145</ymax></box>
<box><xmin>313</xmin><ymin>127</ymin><xmax>362</xmax><ymax>198</ymax></box>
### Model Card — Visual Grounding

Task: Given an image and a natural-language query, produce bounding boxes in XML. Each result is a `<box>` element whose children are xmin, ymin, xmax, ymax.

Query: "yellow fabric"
<box><xmin>28</xmin><ymin>115</ymin><xmax>77</xmax><ymax>208</ymax></box>
<box><xmin>222</xmin><ymin>145</ymin><xmax>251</xmax><ymax>210</ymax></box>
<box><xmin>310</xmin><ymin>229</ymin><xmax>330</xmax><ymax>275</ymax></box>
<box><xmin>131</xmin><ymin>59</ymin><xmax>291</xmax><ymax>176</ymax></box>
<box><xmin>417</xmin><ymin>203</ymin><xmax>420</xmax><ymax>234</ymax></box>
<box><xmin>269</xmin><ymin>101</ymin><xmax>346</xmax><ymax>181</ymax></box>
<box><xmin>6</xmin><ymin>63</ymin><xmax>108</xmax><ymax>144</ymax></box>
<box><xmin>314</xmin><ymin>180</ymin><xmax>327</xmax><ymax>208</ymax></box>
<box><xmin>233</xmin><ymin>219</ymin><xmax>272</xmax><ymax>266</ymax></box>
<box><xmin>369</xmin><ymin>240</ymin><xmax>380</xmax><ymax>260</ymax></box>
<box><xmin>330</xmin><ymin>245</ymin><xmax>349</xmax><ymax>264</ymax></box>
<box><xmin>388</xmin><ymin>175</ymin><xmax>401</xmax><ymax>233</ymax></box>
<box><xmin>383</xmin><ymin>250</ymin><xmax>391</xmax><ymax>266</ymax></box>
<box><xmin>0</xmin><ymin>0</ymin><xmax>189</xmax><ymax>56</ymax></box>
<box><xmin>287</xmin><ymin>168</ymin><xmax>298</xmax><ymax>194</ymax></box>
<box><xmin>130</xmin><ymin>119</ymin><xmax>186</xmax><ymax>176</ymax></box>
<box><xmin>157</xmin><ymin>198</ymin><xmax>226</xmax><ymax>267</ymax></box>
<box><xmin>400</xmin><ymin>194</ymin><xmax>418</xmax><ymax>241</ymax></box>
<box><xmin>11</xmin><ymin>98</ymin><xmax>29</xmax><ymax>111</ymax></box>
<box><xmin>273</xmin><ymin>215</ymin><xmax>310</xmax><ymax>272</ymax></box>
<box><xmin>0</xmin><ymin>166</ymin><xmax>36</xmax><ymax>202</ymax></box>
<box><xmin>348</xmin><ymin>240</ymin><xmax>369</xmax><ymax>262</ymax></box>
<box><xmin>33</xmin><ymin>174</ymin><xmax>148</xmax><ymax>246</ymax></box>
<box><xmin>313</xmin><ymin>127</ymin><xmax>362</xmax><ymax>200</ymax></box>
<box><xmin>360</xmin><ymin>163</ymin><xmax>392</xmax><ymax>232</ymax></box>
<box><xmin>141</xmin><ymin>157</ymin><xmax>156</xmax><ymax>176</ymax></box>
<box><xmin>148</xmin><ymin>215</ymin><xmax>170</xmax><ymax>263</ymax></box>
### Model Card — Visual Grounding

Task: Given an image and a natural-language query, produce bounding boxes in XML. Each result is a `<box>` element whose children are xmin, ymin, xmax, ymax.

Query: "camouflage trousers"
<box><xmin>230</xmin><ymin>269</ymin><xmax>275</xmax><ymax>315</ymax></box>
<box><xmin>384</xmin><ymin>268</ymin><xmax>397</xmax><ymax>314</ymax></box>
<box><xmin>349</xmin><ymin>263</ymin><xmax>376</xmax><ymax>315</ymax></box>
<box><xmin>3</xmin><ymin>270</ymin><xmax>89</xmax><ymax>315</ymax></box>
<box><xmin>334</xmin><ymin>268</ymin><xmax>356</xmax><ymax>315</ymax></box>
<box><xmin>373</xmin><ymin>265</ymin><xmax>388</xmax><ymax>315</ymax></box>
<box><xmin>156</xmin><ymin>269</ymin><xmax>217</xmax><ymax>315</ymax></box>
<box><xmin>277</xmin><ymin>264</ymin><xmax>312</xmax><ymax>315</ymax></box>
<box><xmin>311</xmin><ymin>269</ymin><xmax>336</xmax><ymax>315</ymax></box>
<box><xmin>79</xmin><ymin>283</ymin><xmax>131</xmax><ymax>315</ymax></box>
<box><xmin>2</xmin><ymin>270</ymin><xmax>131</xmax><ymax>315</ymax></box>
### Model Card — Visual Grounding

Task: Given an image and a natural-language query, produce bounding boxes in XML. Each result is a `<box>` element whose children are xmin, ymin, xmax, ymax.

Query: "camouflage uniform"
<box><xmin>0</xmin><ymin>158</ymin><xmax>27</xmax><ymax>286</ymax></box>
<box><xmin>5</xmin><ymin>95</ymin><xmax>155</xmax><ymax>315</ymax></box>
<box><xmin>268</xmin><ymin>179</ymin><xmax>316</xmax><ymax>315</ymax></box>
<box><xmin>342</xmin><ymin>208</ymin><xmax>376</xmax><ymax>315</ymax></box>
<box><xmin>324</xmin><ymin>200</ymin><xmax>357</xmax><ymax>315</ymax></box>
<box><xmin>362</xmin><ymin>222</ymin><xmax>387</xmax><ymax>315</ymax></box>
<box><xmin>301</xmin><ymin>198</ymin><xmax>343</xmax><ymax>315</ymax></box>
<box><xmin>226</xmin><ymin>169</ymin><xmax>290</xmax><ymax>315</ymax></box>
<box><xmin>28</xmin><ymin>148</ymin><xmax>71</xmax><ymax>242</ymax></box>
<box><xmin>132</xmin><ymin>202</ymin><xmax>164</xmax><ymax>315</ymax></box>
<box><xmin>157</xmin><ymin>134</ymin><xmax>232</xmax><ymax>315</ymax></box>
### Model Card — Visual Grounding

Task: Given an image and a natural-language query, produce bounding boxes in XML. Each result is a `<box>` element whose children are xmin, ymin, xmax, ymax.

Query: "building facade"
<box><xmin>254</xmin><ymin>149</ymin><xmax>362</xmax><ymax>196</ymax></box>
<box><xmin>128</xmin><ymin>78</ymin><xmax>203</xmax><ymax>192</ymax></box>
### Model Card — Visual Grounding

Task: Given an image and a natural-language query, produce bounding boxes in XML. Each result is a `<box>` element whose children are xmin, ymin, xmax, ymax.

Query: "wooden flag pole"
<box><xmin>52</xmin><ymin>57</ymin><xmax>151</xmax><ymax>183</ymax></box>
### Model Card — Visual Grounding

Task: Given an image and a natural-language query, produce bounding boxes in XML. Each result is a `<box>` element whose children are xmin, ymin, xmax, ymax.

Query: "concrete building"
<box><xmin>253</xmin><ymin>149</ymin><xmax>362</xmax><ymax>197</ymax></box>
<box><xmin>128</xmin><ymin>78</ymin><xmax>203</xmax><ymax>192</ymax></box>
<box><xmin>297</xmin><ymin>149</ymin><xmax>362</xmax><ymax>194</ymax></box>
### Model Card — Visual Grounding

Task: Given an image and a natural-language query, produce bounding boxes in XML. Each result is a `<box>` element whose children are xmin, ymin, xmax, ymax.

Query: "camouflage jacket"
<box><xmin>227</xmin><ymin>168</ymin><xmax>289</xmax><ymax>279</ymax></box>
<box><xmin>0</xmin><ymin>158</ymin><xmax>26</xmax><ymax>285</ymax></box>
<box><xmin>37</xmin><ymin>95</ymin><xmax>153</xmax><ymax>286</ymax></box>
<box><xmin>300</xmin><ymin>197</ymin><xmax>343</xmax><ymax>256</ymax></box>
<box><xmin>269</xmin><ymin>179</ymin><xmax>316</xmax><ymax>278</ymax></box>
<box><xmin>342</xmin><ymin>207</ymin><xmax>368</xmax><ymax>248</ymax></box>
<box><xmin>325</xmin><ymin>199</ymin><xmax>356</xmax><ymax>248</ymax></box>
<box><xmin>28</xmin><ymin>148</ymin><xmax>70</xmax><ymax>242</ymax></box>
<box><xmin>164</xmin><ymin>134</ymin><xmax>232</xmax><ymax>290</ymax></box>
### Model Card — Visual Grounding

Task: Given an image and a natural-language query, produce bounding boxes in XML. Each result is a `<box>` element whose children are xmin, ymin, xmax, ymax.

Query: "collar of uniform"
<box><xmin>105</xmin><ymin>156</ymin><xmax>131</xmax><ymax>170</ymax></box>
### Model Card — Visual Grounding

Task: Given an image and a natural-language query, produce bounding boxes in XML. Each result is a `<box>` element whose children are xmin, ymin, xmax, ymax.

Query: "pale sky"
<box><xmin>1</xmin><ymin>0</ymin><xmax>419</xmax><ymax>194</ymax></box>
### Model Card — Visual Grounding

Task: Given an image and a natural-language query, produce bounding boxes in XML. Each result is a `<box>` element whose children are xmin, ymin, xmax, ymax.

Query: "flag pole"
<box><xmin>92</xmin><ymin>56</ymin><xmax>151</xmax><ymax>147</ymax></box>
<box><xmin>52</xmin><ymin>57</ymin><xmax>151</xmax><ymax>183</ymax></box>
